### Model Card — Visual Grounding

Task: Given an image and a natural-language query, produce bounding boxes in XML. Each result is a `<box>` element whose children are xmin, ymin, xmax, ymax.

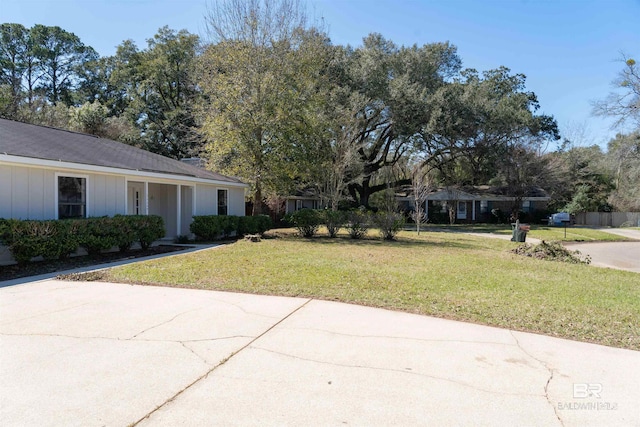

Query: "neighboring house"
<box><xmin>0</xmin><ymin>119</ymin><xmax>248</xmax><ymax>238</ymax></box>
<box><xmin>398</xmin><ymin>186</ymin><xmax>550</xmax><ymax>223</ymax></box>
<box><xmin>284</xmin><ymin>188</ymin><xmax>325</xmax><ymax>214</ymax></box>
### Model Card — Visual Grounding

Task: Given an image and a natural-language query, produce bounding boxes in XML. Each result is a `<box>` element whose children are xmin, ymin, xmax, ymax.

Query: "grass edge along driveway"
<box><xmin>423</xmin><ymin>224</ymin><xmax>632</xmax><ymax>242</ymax></box>
<box><xmin>101</xmin><ymin>230</ymin><xmax>640</xmax><ymax>351</ymax></box>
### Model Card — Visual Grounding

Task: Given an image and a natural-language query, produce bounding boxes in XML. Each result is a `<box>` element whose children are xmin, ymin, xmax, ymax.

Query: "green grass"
<box><xmin>100</xmin><ymin>229</ymin><xmax>640</xmax><ymax>351</ymax></box>
<box><xmin>424</xmin><ymin>224</ymin><xmax>630</xmax><ymax>242</ymax></box>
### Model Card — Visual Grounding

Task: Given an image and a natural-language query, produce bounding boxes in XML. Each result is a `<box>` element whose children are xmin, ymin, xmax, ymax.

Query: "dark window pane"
<box><xmin>58</xmin><ymin>177</ymin><xmax>86</xmax><ymax>219</ymax></box>
<box><xmin>218</xmin><ymin>189</ymin><xmax>228</xmax><ymax>216</ymax></box>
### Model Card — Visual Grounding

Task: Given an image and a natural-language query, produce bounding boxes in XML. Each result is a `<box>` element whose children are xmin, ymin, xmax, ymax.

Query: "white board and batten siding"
<box><xmin>195</xmin><ymin>184</ymin><xmax>245</xmax><ymax>217</ymax></box>
<box><xmin>0</xmin><ymin>164</ymin><xmax>126</xmax><ymax>220</ymax></box>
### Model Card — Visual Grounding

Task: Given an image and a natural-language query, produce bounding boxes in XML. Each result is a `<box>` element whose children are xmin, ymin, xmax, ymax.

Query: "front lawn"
<box><xmin>425</xmin><ymin>224</ymin><xmax>630</xmax><ymax>242</ymax></box>
<box><xmin>97</xmin><ymin>229</ymin><xmax>640</xmax><ymax>351</ymax></box>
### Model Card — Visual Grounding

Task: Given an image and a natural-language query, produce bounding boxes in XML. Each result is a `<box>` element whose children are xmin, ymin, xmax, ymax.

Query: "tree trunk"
<box><xmin>252</xmin><ymin>180</ymin><xmax>263</xmax><ymax>216</ymax></box>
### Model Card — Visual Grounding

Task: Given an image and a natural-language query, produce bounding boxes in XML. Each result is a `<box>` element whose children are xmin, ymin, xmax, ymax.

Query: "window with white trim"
<box><xmin>218</xmin><ymin>189</ymin><xmax>228</xmax><ymax>215</ymax></box>
<box><xmin>58</xmin><ymin>176</ymin><xmax>87</xmax><ymax>219</ymax></box>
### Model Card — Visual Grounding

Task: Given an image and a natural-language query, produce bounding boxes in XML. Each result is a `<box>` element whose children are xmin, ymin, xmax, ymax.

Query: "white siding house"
<box><xmin>0</xmin><ymin>118</ymin><xmax>248</xmax><ymax>243</ymax></box>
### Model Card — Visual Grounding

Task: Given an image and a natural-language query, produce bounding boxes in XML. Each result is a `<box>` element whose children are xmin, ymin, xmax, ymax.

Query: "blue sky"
<box><xmin>2</xmin><ymin>0</ymin><xmax>639</xmax><ymax>149</ymax></box>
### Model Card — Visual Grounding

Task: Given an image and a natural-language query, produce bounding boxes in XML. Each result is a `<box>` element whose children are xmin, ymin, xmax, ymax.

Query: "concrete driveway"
<box><xmin>1</xmin><ymin>280</ymin><xmax>639</xmax><ymax>426</ymax></box>
<box><xmin>563</xmin><ymin>228</ymin><xmax>640</xmax><ymax>273</ymax></box>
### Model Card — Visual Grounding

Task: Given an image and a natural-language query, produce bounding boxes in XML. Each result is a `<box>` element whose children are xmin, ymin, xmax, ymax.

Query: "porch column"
<box><xmin>176</xmin><ymin>185</ymin><xmax>182</xmax><ymax>237</ymax></box>
<box><xmin>472</xmin><ymin>199</ymin><xmax>476</xmax><ymax>221</ymax></box>
<box><xmin>144</xmin><ymin>182</ymin><xmax>149</xmax><ymax>215</ymax></box>
<box><xmin>192</xmin><ymin>185</ymin><xmax>197</xmax><ymax>216</ymax></box>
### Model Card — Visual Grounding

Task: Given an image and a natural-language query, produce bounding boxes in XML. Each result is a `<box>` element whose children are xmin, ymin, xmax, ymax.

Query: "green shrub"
<box><xmin>192</xmin><ymin>215</ymin><xmax>271</xmax><ymax>240</ymax></box>
<box><xmin>174</xmin><ymin>235</ymin><xmax>191</xmax><ymax>244</ymax></box>
<box><xmin>77</xmin><ymin>217</ymin><xmax>120</xmax><ymax>255</ymax></box>
<box><xmin>220</xmin><ymin>215</ymin><xmax>240</xmax><ymax>238</ymax></box>
<box><xmin>346</xmin><ymin>208</ymin><xmax>370</xmax><ymax>239</ymax></box>
<box><xmin>0</xmin><ymin>218</ymin><xmax>9</xmax><ymax>244</ymax></box>
<box><xmin>191</xmin><ymin>216</ymin><xmax>223</xmax><ymax>240</ymax></box>
<box><xmin>427</xmin><ymin>211</ymin><xmax>449</xmax><ymax>224</ymax></box>
<box><xmin>132</xmin><ymin>215</ymin><xmax>164</xmax><ymax>249</ymax></box>
<box><xmin>374</xmin><ymin>211</ymin><xmax>405</xmax><ymax>240</ymax></box>
<box><xmin>237</xmin><ymin>216</ymin><xmax>257</xmax><ymax>235</ymax></box>
<box><xmin>323</xmin><ymin>210</ymin><xmax>345</xmax><ymax>238</ymax></box>
<box><xmin>255</xmin><ymin>215</ymin><xmax>272</xmax><ymax>234</ymax></box>
<box><xmin>237</xmin><ymin>215</ymin><xmax>272</xmax><ymax>235</ymax></box>
<box><xmin>291</xmin><ymin>209</ymin><xmax>322</xmax><ymax>238</ymax></box>
<box><xmin>112</xmin><ymin>215</ymin><xmax>138</xmax><ymax>252</ymax></box>
<box><xmin>54</xmin><ymin>220</ymin><xmax>81</xmax><ymax>259</ymax></box>
<box><xmin>2</xmin><ymin>215</ymin><xmax>165</xmax><ymax>264</ymax></box>
<box><xmin>4</xmin><ymin>219</ymin><xmax>80</xmax><ymax>263</ymax></box>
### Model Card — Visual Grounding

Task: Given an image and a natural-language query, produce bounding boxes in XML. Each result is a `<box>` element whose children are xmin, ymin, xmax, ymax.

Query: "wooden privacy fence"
<box><xmin>574</xmin><ymin>212</ymin><xmax>640</xmax><ymax>227</ymax></box>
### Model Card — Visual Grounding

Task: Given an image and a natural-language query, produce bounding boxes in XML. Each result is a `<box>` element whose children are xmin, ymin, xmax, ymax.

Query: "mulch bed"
<box><xmin>0</xmin><ymin>245</ymin><xmax>191</xmax><ymax>282</ymax></box>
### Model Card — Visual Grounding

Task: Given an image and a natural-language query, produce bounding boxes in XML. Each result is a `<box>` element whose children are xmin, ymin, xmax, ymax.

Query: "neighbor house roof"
<box><xmin>397</xmin><ymin>185</ymin><xmax>550</xmax><ymax>201</ymax></box>
<box><xmin>0</xmin><ymin>119</ymin><xmax>244</xmax><ymax>184</ymax></box>
<box><xmin>425</xmin><ymin>186</ymin><xmax>550</xmax><ymax>201</ymax></box>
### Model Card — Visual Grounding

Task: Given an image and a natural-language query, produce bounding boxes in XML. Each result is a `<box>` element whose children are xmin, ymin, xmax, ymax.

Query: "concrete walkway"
<box><xmin>1</xmin><ymin>280</ymin><xmax>638</xmax><ymax>426</ymax></box>
<box><xmin>0</xmin><ymin>243</ymin><xmax>222</xmax><ymax>288</ymax></box>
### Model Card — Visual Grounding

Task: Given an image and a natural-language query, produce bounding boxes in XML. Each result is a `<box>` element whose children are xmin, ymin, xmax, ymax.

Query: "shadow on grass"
<box><xmin>266</xmin><ymin>232</ymin><xmax>480</xmax><ymax>251</ymax></box>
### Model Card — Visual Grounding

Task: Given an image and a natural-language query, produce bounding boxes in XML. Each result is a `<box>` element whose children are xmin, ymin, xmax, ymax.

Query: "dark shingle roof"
<box><xmin>0</xmin><ymin>119</ymin><xmax>244</xmax><ymax>184</ymax></box>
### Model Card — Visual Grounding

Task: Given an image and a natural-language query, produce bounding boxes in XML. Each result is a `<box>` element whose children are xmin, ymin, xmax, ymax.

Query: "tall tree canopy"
<box><xmin>111</xmin><ymin>27</ymin><xmax>202</xmax><ymax>158</ymax></box>
<box><xmin>335</xmin><ymin>34</ymin><xmax>462</xmax><ymax>206</ymax></box>
<box><xmin>2</xmin><ymin>17</ymin><xmax>567</xmax><ymax>215</ymax></box>
<box><xmin>422</xmin><ymin>67</ymin><xmax>559</xmax><ymax>213</ymax></box>
<box><xmin>199</xmin><ymin>0</ymin><xmax>327</xmax><ymax>214</ymax></box>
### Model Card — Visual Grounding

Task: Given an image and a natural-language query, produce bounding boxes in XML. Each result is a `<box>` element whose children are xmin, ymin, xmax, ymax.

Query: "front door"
<box><xmin>457</xmin><ymin>201</ymin><xmax>467</xmax><ymax>220</ymax></box>
<box><xmin>127</xmin><ymin>182</ymin><xmax>144</xmax><ymax>215</ymax></box>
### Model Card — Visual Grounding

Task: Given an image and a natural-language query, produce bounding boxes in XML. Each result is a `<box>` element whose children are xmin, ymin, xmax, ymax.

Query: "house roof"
<box><xmin>425</xmin><ymin>186</ymin><xmax>550</xmax><ymax>201</ymax></box>
<box><xmin>397</xmin><ymin>185</ymin><xmax>550</xmax><ymax>201</ymax></box>
<box><xmin>0</xmin><ymin>119</ymin><xmax>244</xmax><ymax>185</ymax></box>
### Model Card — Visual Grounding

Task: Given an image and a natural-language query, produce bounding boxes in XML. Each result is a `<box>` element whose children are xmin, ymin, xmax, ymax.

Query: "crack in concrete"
<box><xmin>130</xmin><ymin>308</ymin><xmax>201</xmax><ymax>339</ymax></box>
<box><xmin>510</xmin><ymin>331</ymin><xmax>564</xmax><ymax>427</ymax></box>
<box><xmin>250</xmin><ymin>346</ymin><xmax>544</xmax><ymax>398</ymax></box>
<box><xmin>129</xmin><ymin>298</ymin><xmax>313</xmax><ymax>426</ymax></box>
<box><xmin>179</xmin><ymin>342</ymin><xmax>214</xmax><ymax>366</ymax></box>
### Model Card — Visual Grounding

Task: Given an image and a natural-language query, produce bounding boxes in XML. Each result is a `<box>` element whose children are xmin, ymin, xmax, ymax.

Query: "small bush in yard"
<box><xmin>512</xmin><ymin>241</ymin><xmax>591</xmax><ymax>264</ymax></box>
<box><xmin>374</xmin><ymin>211</ymin><xmax>405</xmax><ymax>240</ymax></box>
<box><xmin>346</xmin><ymin>208</ymin><xmax>370</xmax><ymax>239</ymax></box>
<box><xmin>291</xmin><ymin>209</ymin><xmax>322</xmax><ymax>238</ymax></box>
<box><xmin>323</xmin><ymin>210</ymin><xmax>345</xmax><ymax>238</ymax></box>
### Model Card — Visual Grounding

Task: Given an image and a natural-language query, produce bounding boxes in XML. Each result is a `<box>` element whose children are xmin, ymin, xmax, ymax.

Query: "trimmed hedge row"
<box><xmin>190</xmin><ymin>215</ymin><xmax>272</xmax><ymax>241</ymax></box>
<box><xmin>0</xmin><ymin>215</ymin><xmax>164</xmax><ymax>264</ymax></box>
<box><xmin>287</xmin><ymin>208</ymin><xmax>405</xmax><ymax>240</ymax></box>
